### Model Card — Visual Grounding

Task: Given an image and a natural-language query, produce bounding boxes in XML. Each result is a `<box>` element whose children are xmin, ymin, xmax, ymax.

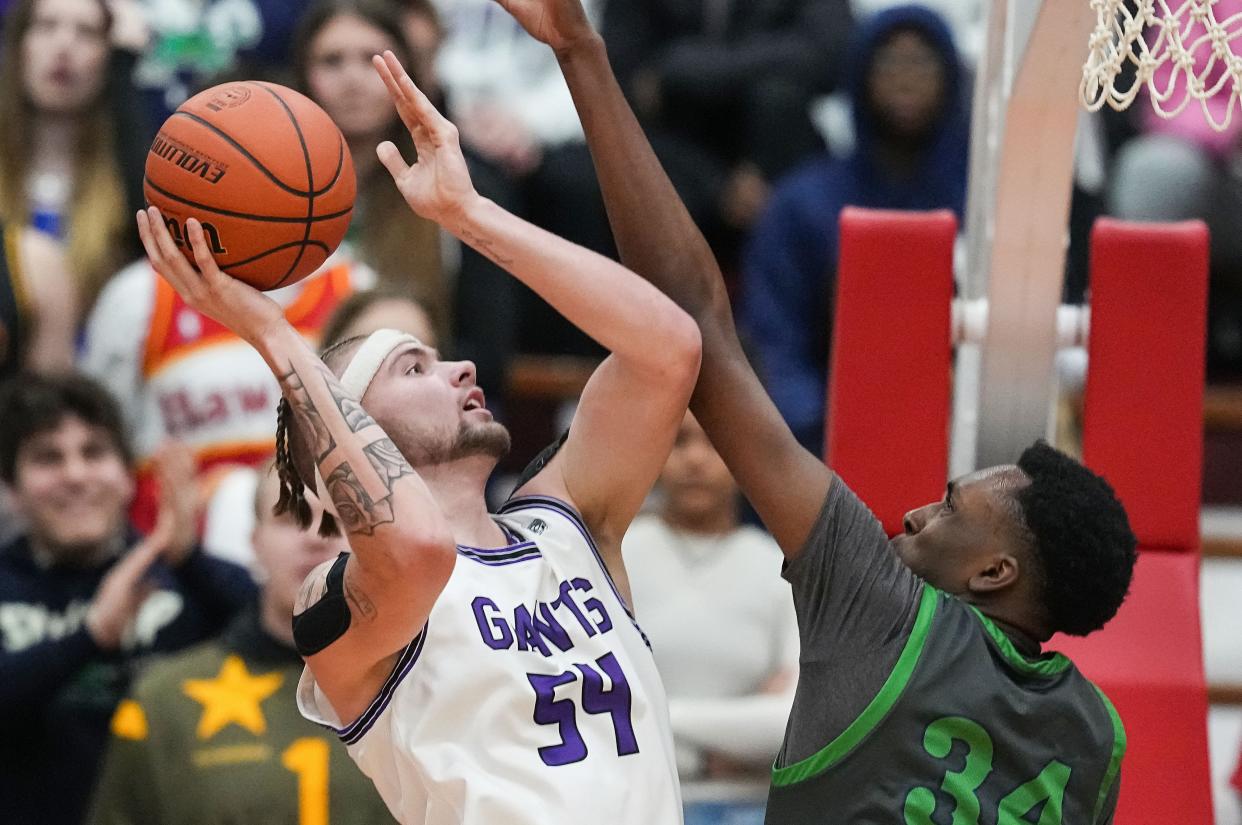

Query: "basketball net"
<box><xmin>1082</xmin><ymin>0</ymin><xmax>1242</xmax><ymax>130</ymax></box>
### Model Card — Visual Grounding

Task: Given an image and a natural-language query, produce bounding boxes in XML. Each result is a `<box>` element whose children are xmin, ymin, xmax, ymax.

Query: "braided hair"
<box><xmin>272</xmin><ymin>336</ymin><xmax>369</xmax><ymax>537</ymax></box>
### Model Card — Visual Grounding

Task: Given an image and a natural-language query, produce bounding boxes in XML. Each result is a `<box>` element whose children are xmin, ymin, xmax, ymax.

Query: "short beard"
<box><xmin>400</xmin><ymin>420</ymin><xmax>511</xmax><ymax>467</ymax></box>
<box><xmin>445</xmin><ymin>420</ymin><xmax>511</xmax><ymax>463</ymax></box>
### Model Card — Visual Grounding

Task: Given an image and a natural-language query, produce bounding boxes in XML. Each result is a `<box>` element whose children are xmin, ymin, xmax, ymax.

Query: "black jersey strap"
<box><xmin>292</xmin><ymin>552</ymin><xmax>352</xmax><ymax>657</ymax></box>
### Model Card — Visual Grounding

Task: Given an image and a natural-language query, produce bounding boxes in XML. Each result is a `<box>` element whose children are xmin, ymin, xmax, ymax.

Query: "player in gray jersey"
<box><xmin>492</xmin><ymin>0</ymin><xmax>1140</xmax><ymax>821</ymax></box>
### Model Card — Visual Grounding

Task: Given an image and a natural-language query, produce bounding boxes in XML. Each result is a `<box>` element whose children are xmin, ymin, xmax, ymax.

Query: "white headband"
<box><xmin>314</xmin><ymin>329</ymin><xmax>422</xmax><ymax>513</ymax></box>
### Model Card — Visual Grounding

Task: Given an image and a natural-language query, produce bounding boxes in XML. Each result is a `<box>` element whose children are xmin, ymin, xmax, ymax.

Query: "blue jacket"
<box><xmin>740</xmin><ymin>5</ymin><xmax>969</xmax><ymax>448</ymax></box>
<box><xmin>0</xmin><ymin>532</ymin><xmax>256</xmax><ymax>825</ymax></box>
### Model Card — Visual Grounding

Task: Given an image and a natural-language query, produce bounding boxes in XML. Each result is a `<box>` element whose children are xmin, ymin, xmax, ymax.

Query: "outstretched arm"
<box><xmin>496</xmin><ymin>0</ymin><xmax>832</xmax><ymax>557</ymax></box>
<box><xmin>373</xmin><ymin>53</ymin><xmax>701</xmax><ymax>592</ymax></box>
<box><xmin>135</xmin><ymin>210</ymin><xmax>456</xmax><ymax>727</ymax></box>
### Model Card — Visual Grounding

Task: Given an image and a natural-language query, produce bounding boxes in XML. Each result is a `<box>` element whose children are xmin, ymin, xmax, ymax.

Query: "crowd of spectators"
<box><xmin>1</xmin><ymin>0</ymin><xmax>1241</xmax><ymax>823</ymax></box>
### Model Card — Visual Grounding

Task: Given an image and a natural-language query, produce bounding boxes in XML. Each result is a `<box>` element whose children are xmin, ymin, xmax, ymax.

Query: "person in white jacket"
<box><xmin>623</xmin><ymin>413</ymin><xmax>798</xmax><ymax>792</ymax></box>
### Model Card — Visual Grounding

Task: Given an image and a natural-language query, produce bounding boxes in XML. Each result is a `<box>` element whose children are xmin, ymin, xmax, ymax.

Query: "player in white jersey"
<box><xmin>134</xmin><ymin>50</ymin><xmax>697</xmax><ymax>825</ymax></box>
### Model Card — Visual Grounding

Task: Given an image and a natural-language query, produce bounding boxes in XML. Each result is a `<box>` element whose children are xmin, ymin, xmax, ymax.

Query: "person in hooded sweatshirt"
<box><xmin>740</xmin><ymin>4</ymin><xmax>969</xmax><ymax>454</ymax></box>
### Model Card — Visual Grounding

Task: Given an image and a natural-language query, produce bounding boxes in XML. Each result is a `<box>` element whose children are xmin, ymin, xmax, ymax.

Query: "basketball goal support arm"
<box><xmin>557</xmin><ymin>36</ymin><xmax>833</xmax><ymax>557</ymax></box>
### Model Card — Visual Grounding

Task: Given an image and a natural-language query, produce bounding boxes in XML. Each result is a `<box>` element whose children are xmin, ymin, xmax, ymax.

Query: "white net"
<box><xmin>1082</xmin><ymin>0</ymin><xmax>1242</xmax><ymax>130</ymax></box>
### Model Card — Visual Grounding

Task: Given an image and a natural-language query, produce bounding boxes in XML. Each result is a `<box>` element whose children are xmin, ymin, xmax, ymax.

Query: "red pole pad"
<box><xmin>1082</xmin><ymin>218</ymin><xmax>1208</xmax><ymax>551</ymax></box>
<box><xmin>827</xmin><ymin>207</ymin><xmax>956</xmax><ymax>535</ymax></box>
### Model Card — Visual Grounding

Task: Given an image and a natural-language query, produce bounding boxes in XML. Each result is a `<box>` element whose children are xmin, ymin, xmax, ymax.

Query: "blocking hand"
<box><xmin>492</xmin><ymin>0</ymin><xmax>597</xmax><ymax>55</ymax></box>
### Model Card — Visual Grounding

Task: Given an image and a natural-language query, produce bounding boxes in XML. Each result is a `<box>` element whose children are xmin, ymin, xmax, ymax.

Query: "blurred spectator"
<box><xmin>0</xmin><ymin>0</ymin><xmax>148</xmax><ymax>308</ymax></box>
<box><xmin>603</xmin><ymin>0</ymin><xmax>850</xmax><ymax>250</ymax></box>
<box><xmin>622</xmin><ymin>413</ymin><xmax>797</xmax><ymax>790</ymax></box>
<box><xmin>393</xmin><ymin>0</ymin><xmax>443</xmax><ymax>99</ymax></box>
<box><xmin>293</xmin><ymin>0</ymin><xmax>449</xmax><ymax>341</ymax></box>
<box><xmin>129</xmin><ymin>0</ymin><xmax>307</xmax><ymax>126</ymax></box>
<box><xmin>0</xmin><ymin>225</ymin><xmax>74</xmax><ymax>542</ymax></box>
<box><xmin>80</xmin><ymin>249</ymin><xmax>374</xmax><ymax>536</ymax></box>
<box><xmin>433</xmin><ymin>0</ymin><xmax>611</xmax><ymax>385</ymax></box>
<box><xmin>320</xmin><ymin>284</ymin><xmax>437</xmax><ymax>348</ymax></box>
<box><xmin>0</xmin><ymin>372</ymin><xmax>254</xmax><ymax>825</ymax></box>
<box><xmin>740</xmin><ymin>4</ymin><xmax>968</xmax><ymax>452</ymax></box>
<box><xmin>1107</xmin><ymin>0</ymin><xmax>1242</xmax><ymax>374</ymax></box>
<box><xmin>0</xmin><ymin>222</ymin><xmax>76</xmax><ymax>377</ymax></box>
<box><xmin>852</xmin><ymin>0</ymin><xmax>983</xmax><ymax>65</ymax></box>
<box><xmin>90</xmin><ymin>465</ymin><xmax>396</xmax><ymax>825</ymax></box>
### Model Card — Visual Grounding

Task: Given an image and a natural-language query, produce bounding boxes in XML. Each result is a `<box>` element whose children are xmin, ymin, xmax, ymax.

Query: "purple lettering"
<box><xmin>572</xmin><ymin>578</ymin><xmax>612</xmax><ymax>634</ymax></box>
<box><xmin>534</xmin><ymin>604</ymin><xmax>573</xmax><ymax>653</ymax></box>
<box><xmin>552</xmin><ymin>579</ymin><xmax>597</xmax><ymax>637</ymax></box>
<box><xmin>514</xmin><ymin>605</ymin><xmax>551</xmax><ymax>657</ymax></box>
<box><xmin>471</xmin><ymin>597</ymin><xmax>512</xmax><ymax>650</ymax></box>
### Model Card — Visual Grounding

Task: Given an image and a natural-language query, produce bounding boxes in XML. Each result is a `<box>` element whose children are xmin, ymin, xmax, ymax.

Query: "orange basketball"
<box><xmin>144</xmin><ymin>81</ymin><xmax>356</xmax><ymax>291</ymax></box>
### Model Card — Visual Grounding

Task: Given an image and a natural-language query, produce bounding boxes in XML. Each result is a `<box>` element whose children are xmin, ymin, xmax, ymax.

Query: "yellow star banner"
<box><xmin>183</xmin><ymin>655</ymin><xmax>284</xmax><ymax>740</ymax></box>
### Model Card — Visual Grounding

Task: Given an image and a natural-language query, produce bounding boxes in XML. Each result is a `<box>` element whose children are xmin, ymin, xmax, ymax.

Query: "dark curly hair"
<box><xmin>1014</xmin><ymin>441</ymin><xmax>1137</xmax><ymax>636</ymax></box>
<box><xmin>0</xmin><ymin>372</ymin><xmax>132</xmax><ymax>484</ymax></box>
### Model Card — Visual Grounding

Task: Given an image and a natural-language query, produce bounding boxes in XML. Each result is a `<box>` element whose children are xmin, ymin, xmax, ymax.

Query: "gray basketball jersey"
<box><xmin>765</xmin><ymin>585</ymin><xmax>1125</xmax><ymax>825</ymax></box>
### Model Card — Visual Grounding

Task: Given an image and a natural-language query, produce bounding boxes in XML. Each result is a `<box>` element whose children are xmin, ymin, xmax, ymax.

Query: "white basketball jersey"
<box><xmin>297</xmin><ymin>495</ymin><xmax>683</xmax><ymax>825</ymax></box>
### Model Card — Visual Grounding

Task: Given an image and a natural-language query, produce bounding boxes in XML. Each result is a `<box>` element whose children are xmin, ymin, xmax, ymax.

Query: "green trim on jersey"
<box><xmin>1091</xmin><ymin>686</ymin><xmax>1127</xmax><ymax>824</ymax></box>
<box><xmin>771</xmin><ymin>584</ymin><xmax>938</xmax><ymax>787</ymax></box>
<box><xmin>967</xmin><ymin>605</ymin><xmax>1071</xmax><ymax>677</ymax></box>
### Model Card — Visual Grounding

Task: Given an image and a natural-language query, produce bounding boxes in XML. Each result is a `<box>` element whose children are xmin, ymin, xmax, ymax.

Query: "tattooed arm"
<box><xmin>136</xmin><ymin>210</ymin><xmax>456</xmax><ymax>726</ymax></box>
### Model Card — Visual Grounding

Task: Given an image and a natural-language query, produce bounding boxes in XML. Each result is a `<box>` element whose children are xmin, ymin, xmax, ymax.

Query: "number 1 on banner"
<box><xmin>282</xmin><ymin>737</ymin><xmax>330</xmax><ymax>825</ymax></box>
<box><xmin>528</xmin><ymin>652</ymin><xmax>640</xmax><ymax>766</ymax></box>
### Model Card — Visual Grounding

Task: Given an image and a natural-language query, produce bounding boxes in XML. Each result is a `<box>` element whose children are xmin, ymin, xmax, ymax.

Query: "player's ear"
<box><xmin>968</xmin><ymin>553</ymin><xmax>1019</xmax><ymax>593</ymax></box>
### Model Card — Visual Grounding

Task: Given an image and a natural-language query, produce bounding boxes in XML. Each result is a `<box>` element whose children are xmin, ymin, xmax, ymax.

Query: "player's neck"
<box><xmin>976</xmin><ymin>602</ymin><xmax>1049</xmax><ymax>651</ymax></box>
<box><xmin>416</xmin><ymin>457</ymin><xmax>508</xmax><ymax>549</ymax></box>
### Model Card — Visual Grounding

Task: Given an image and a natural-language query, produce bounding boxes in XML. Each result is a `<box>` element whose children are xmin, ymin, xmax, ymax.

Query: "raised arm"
<box><xmin>372</xmin><ymin>53</ymin><xmax>701</xmax><ymax>589</ymax></box>
<box><xmin>496</xmin><ymin>0</ymin><xmax>832</xmax><ymax>557</ymax></box>
<box><xmin>135</xmin><ymin>210</ymin><xmax>457</xmax><ymax>726</ymax></box>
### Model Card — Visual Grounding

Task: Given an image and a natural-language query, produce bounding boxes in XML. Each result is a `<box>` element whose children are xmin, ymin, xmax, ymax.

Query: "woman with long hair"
<box><xmin>293</xmin><ymin>0</ymin><xmax>449</xmax><ymax>344</ymax></box>
<box><xmin>0</xmin><ymin>0</ymin><xmax>145</xmax><ymax>310</ymax></box>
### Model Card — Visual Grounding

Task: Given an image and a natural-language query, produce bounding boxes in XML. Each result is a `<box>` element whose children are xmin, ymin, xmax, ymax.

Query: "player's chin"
<box><xmin>456</xmin><ymin>419</ymin><xmax>512</xmax><ymax>460</ymax></box>
<box><xmin>889</xmin><ymin>534</ymin><xmax>918</xmax><ymax>569</ymax></box>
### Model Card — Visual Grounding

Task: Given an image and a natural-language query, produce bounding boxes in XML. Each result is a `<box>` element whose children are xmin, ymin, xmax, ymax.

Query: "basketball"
<box><xmin>143</xmin><ymin>81</ymin><xmax>357</xmax><ymax>291</ymax></box>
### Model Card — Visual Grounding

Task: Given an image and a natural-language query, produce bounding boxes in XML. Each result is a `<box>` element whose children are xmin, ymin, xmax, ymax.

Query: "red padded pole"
<box><xmin>1081</xmin><ymin>218</ymin><xmax>1208</xmax><ymax>551</ymax></box>
<box><xmin>1057</xmin><ymin>218</ymin><xmax>1212</xmax><ymax>824</ymax></box>
<box><xmin>827</xmin><ymin>208</ymin><xmax>956</xmax><ymax>535</ymax></box>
